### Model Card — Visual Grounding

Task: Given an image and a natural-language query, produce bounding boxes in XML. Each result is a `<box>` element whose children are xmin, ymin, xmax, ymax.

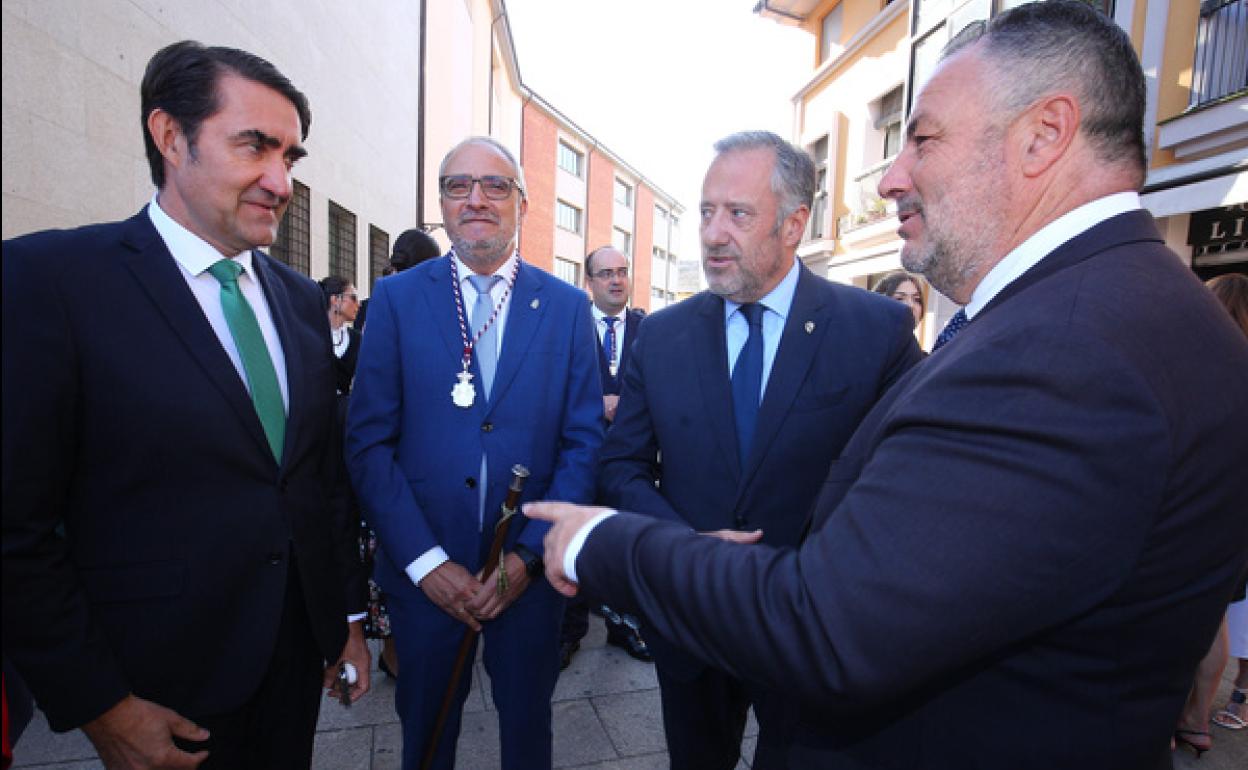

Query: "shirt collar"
<box><xmin>723</xmin><ymin>257</ymin><xmax>801</xmax><ymax>322</ymax></box>
<box><xmin>591</xmin><ymin>304</ymin><xmax>626</xmax><ymax>324</ymax></box>
<box><xmin>451</xmin><ymin>249</ymin><xmax>519</xmax><ymax>287</ymax></box>
<box><xmin>147</xmin><ymin>193</ymin><xmax>256</xmax><ymax>279</ymax></box>
<box><xmin>965</xmin><ymin>192</ymin><xmax>1141</xmax><ymax>319</ymax></box>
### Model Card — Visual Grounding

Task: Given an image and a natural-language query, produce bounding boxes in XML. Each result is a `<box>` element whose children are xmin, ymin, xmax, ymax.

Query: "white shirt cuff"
<box><xmin>406</xmin><ymin>547</ymin><xmax>450</xmax><ymax>586</ymax></box>
<box><xmin>564</xmin><ymin>510</ymin><xmax>617</xmax><ymax>583</ymax></box>
<box><xmin>347</xmin><ymin>612</ymin><xmax>367</xmax><ymax>623</ymax></box>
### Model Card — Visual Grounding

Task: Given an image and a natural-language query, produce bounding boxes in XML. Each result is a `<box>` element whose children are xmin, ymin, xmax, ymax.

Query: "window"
<box><xmin>874</xmin><ymin>87</ymin><xmax>904</xmax><ymax>160</ymax></box>
<box><xmin>614</xmin><ymin>178</ymin><xmax>633</xmax><ymax>208</ymax></box>
<box><xmin>328</xmin><ymin>201</ymin><xmax>357</xmax><ymax>285</ymax></box>
<box><xmin>554</xmin><ymin>257</ymin><xmax>579</xmax><ymax>285</ymax></box>
<box><xmin>557</xmin><ymin>141</ymin><xmax>583</xmax><ymax>177</ymax></box>
<box><xmin>556</xmin><ymin>200</ymin><xmax>582</xmax><ymax>233</ymax></box>
<box><xmin>271</xmin><ymin>180</ymin><xmax>310</xmax><ymax>275</ymax></box>
<box><xmin>612</xmin><ymin>227</ymin><xmax>632</xmax><ymax>257</ymax></box>
<box><xmin>819</xmin><ymin>5</ymin><xmax>844</xmax><ymax>63</ymax></box>
<box><xmin>809</xmin><ymin>137</ymin><xmax>829</xmax><ymax>240</ymax></box>
<box><xmin>368</xmin><ymin>225</ymin><xmax>389</xmax><ymax>290</ymax></box>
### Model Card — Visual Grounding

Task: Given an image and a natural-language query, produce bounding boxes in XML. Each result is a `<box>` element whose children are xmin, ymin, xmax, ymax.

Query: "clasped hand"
<box><xmin>420</xmin><ymin>555</ymin><xmax>530</xmax><ymax>631</ymax></box>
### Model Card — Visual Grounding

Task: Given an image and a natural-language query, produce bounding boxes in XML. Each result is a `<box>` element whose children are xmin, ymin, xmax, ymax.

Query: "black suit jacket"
<box><xmin>579</xmin><ymin>211</ymin><xmax>1248</xmax><ymax>768</ymax></box>
<box><xmin>1</xmin><ymin>209</ymin><xmax>365</xmax><ymax>731</ymax></box>
<box><xmin>598</xmin><ymin>264</ymin><xmax>921</xmax><ymax>677</ymax></box>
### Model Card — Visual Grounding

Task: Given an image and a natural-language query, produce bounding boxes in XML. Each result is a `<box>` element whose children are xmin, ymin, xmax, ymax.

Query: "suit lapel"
<box><xmin>426</xmin><ymin>256</ymin><xmax>471</xmax><ymax>369</ymax></box>
<box><xmin>119</xmin><ymin>212</ymin><xmax>275</xmax><ymax>463</ymax></box>
<box><xmin>691</xmin><ymin>293</ymin><xmax>742</xmax><ymax>479</ymax></box>
<box><xmin>739</xmin><ymin>268</ymin><xmax>828</xmax><ymax>490</ymax></box>
<box><xmin>487</xmin><ymin>261</ymin><xmax>544</xmax><ymax>413</ymax></box>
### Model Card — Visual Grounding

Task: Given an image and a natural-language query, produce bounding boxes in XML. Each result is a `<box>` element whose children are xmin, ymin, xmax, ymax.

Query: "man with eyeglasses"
<box><xmin>346</xmin><ymin>136</ymin><xmax>602</xmax><ymax>769</ymax></box>
<box><xmin>557</xmin><ymin>246</ymin><xmax>652</xmax><ymax>670</ymax></box>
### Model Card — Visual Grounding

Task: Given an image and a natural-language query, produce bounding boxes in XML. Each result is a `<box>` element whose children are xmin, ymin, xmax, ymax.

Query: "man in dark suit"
<box><xmin>596</xmin><ymin>132</ymin><xmax>920</xmax><ymax>767</ymax></box>
<box><xmin>1</xmin><ymin>41</ymin><xmax>369</xmax><ymax>769</ymax></box>
<box><xmin>346</xmin><ymin>137</ymin><xmax>602</xmax><ymax>769</ymax></box>
<box><xmin>528</xmin><ymin>3</ymin><xmax>1248</xmax><ymax>768</ymax></box>
<box><xmin>558</xmin><ymin>245</ymin><xmax>652</xmax><ymax>669</ymax></box>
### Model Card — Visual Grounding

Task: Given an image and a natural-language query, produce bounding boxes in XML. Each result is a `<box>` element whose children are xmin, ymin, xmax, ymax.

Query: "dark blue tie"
<box><xmin>603</xmin><ymin>316</ymin><xmax>619</xmax><ymax>372</ymax></box>
<box><xmin>932</xmin><ymin>308</ymin><xmax>968</xmax><ymax>353</ymax></box>
<box><xmin>731</xmin><ymin>303</ymin><xmax>765</xmax><ymax>467</ymax></box>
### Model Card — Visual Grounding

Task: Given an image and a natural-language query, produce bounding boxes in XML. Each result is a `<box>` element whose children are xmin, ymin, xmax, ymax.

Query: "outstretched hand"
<box><xmin>522</xmin><ymin>501</ymin><xmax>614</xmax><ymax>597</ymax></box>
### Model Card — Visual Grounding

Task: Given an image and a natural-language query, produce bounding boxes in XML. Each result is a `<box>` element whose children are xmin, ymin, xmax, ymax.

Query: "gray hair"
<box><xmin>713</xmin><ymin>131</ymin><xmax>817</xmax><ymax>230</ymax></box>
<box><xmin>438</xmin><ymin>136</ymin><xmax>527</xmax><ymax>200</ymax></box>
<box><xmin>943</xmin><ymin>0</ymin><xmax>1146</xmax><ymax>183</ymax></box>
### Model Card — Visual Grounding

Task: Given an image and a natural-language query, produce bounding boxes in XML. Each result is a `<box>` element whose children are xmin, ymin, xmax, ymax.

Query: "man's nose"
<box><xmin>877</xmin><ymin>149</ymin><xmax>913</xmax><ymax>201</ymax></box>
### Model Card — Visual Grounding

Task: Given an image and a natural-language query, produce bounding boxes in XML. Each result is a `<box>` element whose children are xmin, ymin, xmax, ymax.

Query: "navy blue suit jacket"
<box><xmin>1</xmin><ymin>209</ymin><xmax>362</xmax><ymax>731</ymax></box>
<box><xmin>578</xmin><ymin>211</ymin><xmax>1248</xmax><ymax>768</ymax></box>
<box><xmin>598</xmin><ymin>264</ymin><xmax>921</xmax><ymax>677</ymax></box>
<box><xmin>346</xmin><ymin>257</ymin><xmax>603</xmax><ymax>599</ymax></box>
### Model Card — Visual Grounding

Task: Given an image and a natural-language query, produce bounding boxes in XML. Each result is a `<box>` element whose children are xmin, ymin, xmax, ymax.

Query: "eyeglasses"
<box><xmin>439</xmin><ymin>175</ymin><xmax>520</xmax><ymax>200</ymax></box>
<box><xmin>591</xmin><ymin>268</ymin><xmax>629</xmax><ymax>280</ymax></box>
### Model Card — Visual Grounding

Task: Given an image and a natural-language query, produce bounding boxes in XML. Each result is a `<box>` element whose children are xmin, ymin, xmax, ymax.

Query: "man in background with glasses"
<box><xmin>346</xmin><ymin>136</ymin><xmax>603</xmax><ymax>769</ymax></box>
<box><xmin>558</xmin><ymin>246</ymin><xmax>653</xmax><ymax>670</ymax></box>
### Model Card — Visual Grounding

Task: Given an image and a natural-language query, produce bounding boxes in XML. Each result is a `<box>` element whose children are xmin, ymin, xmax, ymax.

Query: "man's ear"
<box><xmin>781</xmin><ymin>205</ymin><xmax>811</xmax><ymax>249</ymax></box>
<box><xmin>1016</xmin><ymin>93</ymin><xmax>1079</xmax><ymax>178</ymax></box>
<box><xmin>146</xmin><ymin>109</ymin><xmax>187</xmax><ymax>171</ymax></box>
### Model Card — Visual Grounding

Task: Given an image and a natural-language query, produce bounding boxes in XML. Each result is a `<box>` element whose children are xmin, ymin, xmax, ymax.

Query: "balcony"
<box><xmin>1190</xmin><ymin>0</ymin><xmax>1248</xmax><ymax>110</ymax></box>
<box><xmin>837</xmin><ymin>161</ymin><xmax>892</xmax><ymax>237</ymax></box>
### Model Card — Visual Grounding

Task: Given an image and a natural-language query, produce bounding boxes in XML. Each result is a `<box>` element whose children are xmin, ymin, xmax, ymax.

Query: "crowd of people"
<box><xmin>3</xmin><ymin>2</ymin><xmax>1247</xmax><ymax>770</ymax></box>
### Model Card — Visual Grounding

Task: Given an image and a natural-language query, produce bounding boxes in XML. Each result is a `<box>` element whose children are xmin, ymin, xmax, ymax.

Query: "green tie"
<box><xmin>207</xmin><ymin>258</ymin><xmax>286</xmax><ymax>462</ymax></box>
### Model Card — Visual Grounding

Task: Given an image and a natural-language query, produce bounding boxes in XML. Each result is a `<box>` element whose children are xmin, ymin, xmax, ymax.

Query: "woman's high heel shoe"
<box><xmin>1174</xmin><ymin>729</ymin><xmax>1212</xmax><ymax>758</ymax></box>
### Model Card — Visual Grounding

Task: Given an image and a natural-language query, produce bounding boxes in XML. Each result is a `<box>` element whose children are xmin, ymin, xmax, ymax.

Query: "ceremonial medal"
<box><xmin>452</xmin><ymin>369</ymin><xmax>476</xmax><ymax>408</ymax></box>
<box><xmin>448</xmin><ymin>252</ymin><xmax>521</xmax><ymax>409</ymax></box>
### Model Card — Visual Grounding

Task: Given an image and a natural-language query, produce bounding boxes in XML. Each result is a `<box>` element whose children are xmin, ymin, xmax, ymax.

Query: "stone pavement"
<box><xmin>9</xmin><ymin>617</ymin><xmax>1245</xmax><ymax>769</ymax></box>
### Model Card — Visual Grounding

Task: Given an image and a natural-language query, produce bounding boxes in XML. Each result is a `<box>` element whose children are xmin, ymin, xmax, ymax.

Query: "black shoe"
<box><xmin>559</xmin><ymin>640</ymin><xmax>580</xmax><ymax>670</ymax></box>
<box><xmin>606</xmin><ymin>626</ymin><xmax>653</xmax><ymax>663</ymax></box>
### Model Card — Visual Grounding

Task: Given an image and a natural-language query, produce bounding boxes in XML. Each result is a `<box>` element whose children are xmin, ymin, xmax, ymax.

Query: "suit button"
<box><xmin>465</xmin><ymin>477</ymin><xmax>477</xmax><ymax>489</ymax></box>
<box><xmin>481</xmin><ymin>422</ymin><xmax>494</xmax><ymax>433</ymax></box>
<box><xmin>278</xmin><ymin>479</ymin><xmax>289</xmax><ymax>492</ymax></box>
<box><xmin>267</xmin><ymin>552</ymin><xmax>284</xmax><ymax>565</ymax></box>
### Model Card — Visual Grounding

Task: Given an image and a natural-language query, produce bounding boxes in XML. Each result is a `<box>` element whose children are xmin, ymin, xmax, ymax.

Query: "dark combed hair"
<box><xmin>943</xmin><ymin>0</ymin><xmax>1146</xmax><ymax>182</ymax></box>
<box><xmin>318</xmin><ymin>276</ymin><xmax>351</xmax><ymax>308</ymax></box>
<box><xmin>1207</xmin><ymin>273</ymin><xmax>1248</xmax><ymax>340</ymax></box>
<box><xmin>141</xmin><ymin>40</ymin><xmax>311</xmax><ymax>188</ymax></box>
<box><xmin>391</xmin><ymin>228</ymin><xmax>442</xmax><ymax>271</ymax></box>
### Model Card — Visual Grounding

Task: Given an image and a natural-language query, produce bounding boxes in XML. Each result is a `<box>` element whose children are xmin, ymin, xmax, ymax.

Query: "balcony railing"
<box><xmin>1190</xmin><ymin>0</ymin><xmax>1248</xmax><ymax>109</ymax></box>
<box><xmin>837</xmin><ymin>162</ymin><xmax>891</xmax><ymax>237</ymax></box>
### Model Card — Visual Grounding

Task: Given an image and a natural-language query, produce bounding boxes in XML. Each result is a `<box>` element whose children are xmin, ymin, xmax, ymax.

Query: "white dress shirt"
<box><xmin>406</xmin><ymin>250</ymin><xmax>520</xmax><ymax>588</ymax></box>
<box><xmin>147</xmin><ymin>195</ymin><xmax>289</xmax><ymax>413</ymax></box>
<box><xmin>723</xmin><ymin>258</ymin><xmax>800</xmax><ymax>401</ymax></box>
<box><xmin>591</xmin><ymin>304</ymin><xmax>629</xmax><ymax>371</ymax></box>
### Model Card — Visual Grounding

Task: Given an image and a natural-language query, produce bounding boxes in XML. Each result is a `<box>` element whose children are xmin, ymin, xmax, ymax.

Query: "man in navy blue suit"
<box><xmin>558</xmin><ymin>245</ymin><xmax>652</xmax><ymax>669</ymax></box>
<box><xmin>2</xmin><ymin>41</ymin><xmax>369</xmax><ymax>769</ymax></box>
<box><xmin>594</xmin><ymin>132</ymin><xmax>921</xmax><ymax>768</ymax></box>
<box><xmin>530</xmin><ymin>3</ymin><xmax>1248</xmax><ymax>768</ymax></box>
<box><xmin>346</xmin><ymin>137</ymin><xmax>603</xmax><ymax>769</ymax></box>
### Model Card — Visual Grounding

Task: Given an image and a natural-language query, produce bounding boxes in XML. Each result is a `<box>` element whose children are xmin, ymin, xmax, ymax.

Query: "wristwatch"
<box><xmin>512</xmin><ymin>544</ymin><xmax>544</xmax><ymax>579</ymax></box>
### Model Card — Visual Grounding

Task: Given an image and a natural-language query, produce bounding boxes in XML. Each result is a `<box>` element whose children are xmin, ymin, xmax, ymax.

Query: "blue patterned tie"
<box><xmin>468</xmin><ymin>274</ymin><xmax>502</xmax><ymax>397</ymax></box>
<box><xmin>603</xmin><ymin>316</ymin><xmax>619</xmax><ymax>372</ymax></box>
<box><xmin>932</xmin><ymin>308</ymin><xmax>968</xmax><ymax>353</ymax></box>
<box><xmin>731</xmin><ymin>303</ymin><xmax>766</xmax><ymax>467</ymax></box>
<box><xmin>206</xmin><ymin>259</ymin><xmax>285</xmax><ymax>462</ymax></box>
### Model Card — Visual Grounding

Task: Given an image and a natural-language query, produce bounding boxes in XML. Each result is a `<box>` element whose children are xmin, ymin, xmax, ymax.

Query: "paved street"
<box><xmin>9</xmin><ymin>616</ymin><xmax>1244</xmax><ymax>769</ymax></box>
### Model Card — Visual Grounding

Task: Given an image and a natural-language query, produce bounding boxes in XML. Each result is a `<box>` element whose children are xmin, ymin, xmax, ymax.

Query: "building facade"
<box><xmin>519</xmin><ymin>95</ymin><xmax>683</xmax><ymax>312</ymax></box>
<box><xmin>757</xmin><ymin>0</ymin><xmax>1248</xmax><ymax>348</ymax></box>
<box><xmin>2</xmin><ymin>0</ymin><xmax>682</xmax><ymax>304</ymax></box>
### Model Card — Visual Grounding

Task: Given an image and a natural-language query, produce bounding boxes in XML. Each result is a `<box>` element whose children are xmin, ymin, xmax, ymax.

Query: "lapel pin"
<box><xmin>804</xmin><ymin>321</ymin><xmax>815</xmax><ymax>334</ymax></box>
<box><xmin>530</xmin><ymin>298</ymin><xmax>540</xmax><ymax>309</ymax></box>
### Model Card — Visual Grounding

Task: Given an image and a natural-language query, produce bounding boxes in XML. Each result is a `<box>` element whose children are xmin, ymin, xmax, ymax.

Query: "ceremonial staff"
<box><xmin>421</xmin><ymin>464</ymin><xmax>530</xmax><ymax>770</ymax></box>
